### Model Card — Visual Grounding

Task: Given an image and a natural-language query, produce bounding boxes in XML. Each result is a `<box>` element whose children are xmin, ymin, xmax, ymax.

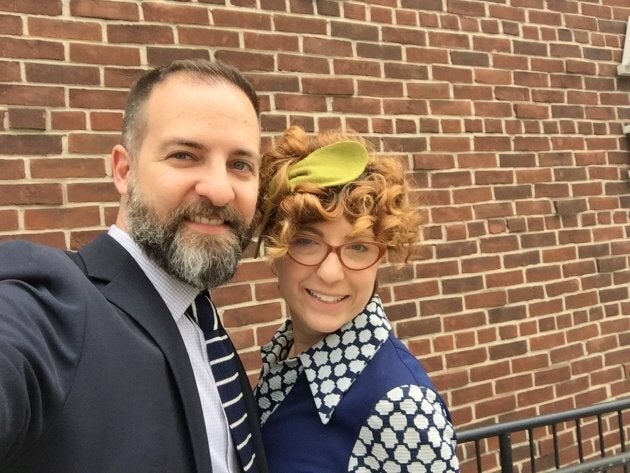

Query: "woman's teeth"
<box><xmin>307</xmin><ymin>289</ymin><xmax>345</xmax><ymax>303</ymax></box>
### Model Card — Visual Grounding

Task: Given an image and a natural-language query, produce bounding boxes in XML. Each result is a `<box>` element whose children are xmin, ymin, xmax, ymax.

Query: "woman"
<box><xmin>254</xmin><ymin>126</ymin><xmax>459</xmax><ymax>472</ymax></box>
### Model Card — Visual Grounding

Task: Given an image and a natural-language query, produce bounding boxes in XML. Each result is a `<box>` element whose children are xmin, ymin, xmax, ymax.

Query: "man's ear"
<box><xmin>112</xmin><ymin>144</ymin><xmax>131</xmax><ymax>197</ymax></box>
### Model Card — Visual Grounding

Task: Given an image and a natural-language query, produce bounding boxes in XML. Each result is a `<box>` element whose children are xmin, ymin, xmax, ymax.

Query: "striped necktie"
<box><xmin>187</xmin><ymin>291</ymin><xmax>257</xmax><ymax>473</ymax></box>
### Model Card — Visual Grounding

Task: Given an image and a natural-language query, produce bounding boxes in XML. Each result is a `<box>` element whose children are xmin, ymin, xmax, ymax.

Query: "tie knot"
<box><xmin>191</xmin><ymin>291</ymin><xmax>218</xmax><ymax>334</ymax></box>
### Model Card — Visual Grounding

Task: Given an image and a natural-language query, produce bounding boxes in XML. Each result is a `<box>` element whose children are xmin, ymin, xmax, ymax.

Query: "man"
<box><xmin>0</xmin><ymin>59</ymin><xmax>268</xmax><ymax>473</ymax></box>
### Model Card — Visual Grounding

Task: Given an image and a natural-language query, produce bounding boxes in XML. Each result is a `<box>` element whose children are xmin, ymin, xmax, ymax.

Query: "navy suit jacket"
<box><xmin>0</xmin><ymin>234</ymin><xmax>267</xmax><ymax>473</ymax></box>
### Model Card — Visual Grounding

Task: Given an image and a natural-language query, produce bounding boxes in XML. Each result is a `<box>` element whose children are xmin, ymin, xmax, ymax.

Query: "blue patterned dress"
<box><xmin>254</xmin><ymin>295</ymin><xmax>460</xmax><ymax>472</ymax></box>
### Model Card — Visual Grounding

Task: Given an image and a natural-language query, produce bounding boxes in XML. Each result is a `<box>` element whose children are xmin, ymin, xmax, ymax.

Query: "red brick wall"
<box><xmin>1</xmin><ymin>0</ymin><xmax>629</xmax><ymax>465</ymax></box>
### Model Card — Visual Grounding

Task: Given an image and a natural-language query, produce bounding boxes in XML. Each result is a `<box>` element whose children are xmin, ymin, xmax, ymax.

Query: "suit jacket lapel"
<box><xmin>77</xmin><ymin>233</ymin><xmax>212</xmax><ymax>473</ymax></box>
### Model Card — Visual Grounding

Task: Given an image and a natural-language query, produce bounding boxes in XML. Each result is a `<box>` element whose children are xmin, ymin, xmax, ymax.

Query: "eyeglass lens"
<box><xmin>288</xmin><ymin>237</ymin><xmax>382</xmax><ymax>270</ymax></box>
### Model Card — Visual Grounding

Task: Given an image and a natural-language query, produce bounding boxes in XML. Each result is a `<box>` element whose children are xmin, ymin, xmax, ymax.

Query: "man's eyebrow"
<box><xmin>234</xmin><ymin>148</ymin><xmax>260</xmax><ymax>160</ymax></box>
<box><xmin>161</xmin><ymin>139</ymin><xmax>259</xmax><ymax>160</ymax></box>
<box><xmin>161</xmin><ymin>138</ymin><xmax>204</xmax><ymax>150</ymax></box>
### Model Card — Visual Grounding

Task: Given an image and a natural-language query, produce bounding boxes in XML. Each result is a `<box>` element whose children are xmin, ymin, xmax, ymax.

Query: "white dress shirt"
<box><xmin>108</xmin><ymin>225</ymin><xmax>238</xmax><ymax>472</ymax></box>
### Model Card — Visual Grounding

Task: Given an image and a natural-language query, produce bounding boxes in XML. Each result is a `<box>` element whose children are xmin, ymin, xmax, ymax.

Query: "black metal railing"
<box><xmin>457</xmin><ymin>397</ymin><xmax>630</xmax><ymax>473</ymax></box>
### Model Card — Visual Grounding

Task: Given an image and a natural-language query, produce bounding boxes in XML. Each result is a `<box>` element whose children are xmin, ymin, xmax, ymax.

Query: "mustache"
<box><xmin>177</xmin><ymin>202</ymin><xmax>245</xmax><ymax>229</ymax></box>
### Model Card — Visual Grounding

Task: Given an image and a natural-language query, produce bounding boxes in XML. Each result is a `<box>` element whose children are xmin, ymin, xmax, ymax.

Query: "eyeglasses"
<box><xmin>287</xmin><ymin>236</ymin><xmax>386</xmax><ymax>271</ymax></box>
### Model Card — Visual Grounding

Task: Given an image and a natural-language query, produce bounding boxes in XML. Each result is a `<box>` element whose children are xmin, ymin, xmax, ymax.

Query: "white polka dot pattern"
<box><xmin>348</xmin><ymin>385</ymin><xmax>459</xmax><ymax>472</ymax></box>
<box><xmin>255</xmin><ymin>296</ymin><xmax>391</xmax><ymax>425</ymax></box>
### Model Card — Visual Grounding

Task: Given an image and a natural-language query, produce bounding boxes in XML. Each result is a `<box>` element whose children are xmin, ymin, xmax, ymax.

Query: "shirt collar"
<box><xmin>259</xmin><ymin>294</ymin><xmax>391</xmax><ymax>425</ymax></box>
<box><xmin>107</xmin><ymin>225</ymin><xmax>199</xmax><ymax>321</ymax></box>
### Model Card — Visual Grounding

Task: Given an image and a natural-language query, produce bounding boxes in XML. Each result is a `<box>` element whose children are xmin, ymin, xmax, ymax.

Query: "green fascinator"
<box><xmin>255</xmin><ymin>140</ymin><xmax>369</xmax><ymax>256</ymax></box>
<box><xmin>286</xmin><ymin>140</ymin><xmax>369</xmax><ymax>191</ymax></box>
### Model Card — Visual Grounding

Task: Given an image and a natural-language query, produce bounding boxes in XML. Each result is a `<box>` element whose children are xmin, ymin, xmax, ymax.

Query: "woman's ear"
<box><xmin>112</xmin><ymin>144</ymin><xmax>131</xmax><ymax>197</ymax></box>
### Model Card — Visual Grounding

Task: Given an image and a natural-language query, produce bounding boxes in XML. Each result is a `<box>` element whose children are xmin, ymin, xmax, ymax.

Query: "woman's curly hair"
<box><xmin>258</xmin><ymin>126</ymin><xmax>423</xmax><ymax>263</ymax></box>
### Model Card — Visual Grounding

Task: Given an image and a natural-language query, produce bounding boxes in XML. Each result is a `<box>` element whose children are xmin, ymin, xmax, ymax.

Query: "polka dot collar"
<box><xmin>255</xmin><ymin>295</ymin><xmax>391</xmax><ymax>425</ymax></box>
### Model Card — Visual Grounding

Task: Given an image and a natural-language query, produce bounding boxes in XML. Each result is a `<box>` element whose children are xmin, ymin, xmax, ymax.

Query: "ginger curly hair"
<box><xmin>258</xmin><ymin>126</ymin><xmax>423</xmax><ymax>263</ymax></box>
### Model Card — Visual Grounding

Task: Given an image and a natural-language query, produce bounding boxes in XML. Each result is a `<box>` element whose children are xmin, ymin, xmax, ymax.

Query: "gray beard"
<box><xmin>125</xmin><ymin>183</ymin><xmax>254</xmax><ymax>289</ymax></box>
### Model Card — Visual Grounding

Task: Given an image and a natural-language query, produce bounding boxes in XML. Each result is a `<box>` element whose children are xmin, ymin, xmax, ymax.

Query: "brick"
<box><xmin>463</xmin><ymin>256</ymin><xmax>502</xmax><ymax>275</ymax></box>
<box><xmin>419</xmin><ymin>297</ymin><xmax>463</xmax><ymax>316</ymax></box>
<box><xmin>70</xmin><ymin>43</ymin><xmax>141</xmax><ymax>66</ymax></box>
<box><xmin>0</xmin><ymin>0</ymin><xmax>62</xmax><ymax>14</ymax></box>
<box><xmin>545</xmin><ymin>279</ymin><xmax>580</xmax><ymax>297</ymax></box>
<box><xmin>67</xmin><ymin>182</ymin><xmax>119</xmax><ymax>203</ymax></box>
<box><xmin>332</xmin><ymin>96</ymin><xmax>380</xmax><ymax>114</ymax></box>
<box><xmin>0</xmin><ymin>158</ymin><xmax>26</xmax><ymax>179</ymax></box>
<box><xmin>302</xmin><ymin>77</ymin><xmax>354</xmax><ymax>95</ymax></box>
<box><xmin>27</xmin><ymin>16</ymin><xmax>102</xmax><ymax>40</ymax></box>
<box><xmin>465</xmin><ymin>289</ymin><xmax>507</xmax><ymax>309</ymax></box>
<box><xmin>442</xmin><ymin>275</ymin><xmax>484</xmax><ymax>294</ymax></box>
<box><xmin>103</xmin><ymin>206</ymin><xmax>118</xmax><ymax>225</ymax></box>
<box><xmin>0</xmin><ymin>84</ymin><xmax>65</xmax><ymax>107</ymax></box>
<box><xmin>24</xmin><ymin>206</ymin><xmax>101</xmax><ymax>230</ymax></box>
<box><xmin>496</xmin><ymin>373</ymin><xmax>533</xmax><ymax>394</ymax></box>
<box><xmin>8</xmin><ymin>108</ymin><xmax>46</xmax><ymax>130</ymax></box>
<box><xmin>474</xmin><ymin>202</ymin><xmax>513</xmax><ymax>219</ymax></box>
<box><xmin>489</xmin><ymin>340</ymin><xmax>527</xmax><ymax>360</ymax></box>
<box><xmin>69</xmin><ymin>89</ymin><xmax>127</xmax><ymax>109</ymax></box>
<box><xmin>303</xmin><ymin>37</ymin><xmax>353</xmax><ymax>57</ymax></box>
<box><xmin>30</xmin><ymin>158</ymin><xmax>106</xmax><ymax>179</ymax></box>
<box><xmin>0</xmin><ymin>184</ymin><xmax>62</xmax><ymax>205</ymax></box>
<box><xmin>222</xmin><ymin>302</ymin><xmax>281</xmax><ymax>328</ymax></box>
<box><xmin>508</xmin><ymin>285</ymin><xmax>545</xmax><ymax>303</ymax></box>
<box><xmin>215</xmin><ymin>49</ymin><xmax>275</xmax><ymax>72</ymax></box>
<box><xmin>0</xmin><ymin>60</ymin><xmax>20</xmax><ymax>82</ymax></box>
<box><xmin>226</xmin><ymin>328</ymin><xmax>255</xmax><ymax>351</ymax></box>
<box><xmin>273</xmin><ymin>14</ymin><xmax>326</xmax><ymax>34</ymax></box>
<box><xmin>71</xmin><ymin>0</ymin><xmax>140</xmax><ymax>21</ymax></box>
<box><xmin>25</xmin><ymin>64</ymin><xmax>100</xmax><ymax>85</ymax></box>
<box><xmin>488</xmin><ymin>305</ymin><xmax>527</xmax><ymax>324</ymax></box>
<box><xmin>90</xmin><ymin>111</ymin><xmax>123</xmax><ymax>131</ymax></box>
<box><xmin>333</xmin><ymin>58</ymin><xmax>381</xmax><ymax>77</ymax></box>
<box><xmin>107</xmin><ymin>24</ymin><xmax>174</xmax><ymax>44</ymax></box>
<box><xmin>383</xmin><ymin>99</ymin><xmax>428</xmax><ymax>115</ymax></box>
<box><xmin>51</xmin><ymin>111</ymin><xmax>87</xmax><ymax>130</ymax></box>
<box><xmin>0</xmin><ymin>209</ymin><xmax>18</xmax><ymax>231</ymax></box>
<box><xmin>68</xmin><ymin>133</ymin><xmax>120</xmax><ymax>154</ymax></box>
<box><xmin>480</xmin><ymin>235</ymin><xmax>519</xmax><ymax>253</ymax></box>
<box><xmin>212</xmin><ymin>8</ymin><xmax>271</xmax><ymax>29</ymax></box>
<box><xmin>177</xmin><ymin>26</ymin><xmax>240</xmax><ymax>48</ymax></box>
<box><xmin>0</xmin><ymin>14</ymin><xmax>23</xmax><ymax>36</ymax></box>
<box><xmin>475</xmin><ymin>394</ymin><xmax>517</xmax><ymax>420</ymax></box>
<box><xmin>275</xmin><ymin>93</ymin><xmax>327</xmax><ymax>112</ymax></box>
<box><xmin>429</xmin><ymin>206</ymin><xmax>473</xmax><ymax>225</ymax></box>
<box><xmin>103</xmin><ymin>66</ymin><xmax>146</xmax><ymax>88</ymax></box>
<box><xmin>445</xmin><ymin>347</ymin><xmax>487</xmax><ymax>369</ymax></box>
<box><xmin>0</xmin><ymin>232</ymin><xmax>66</xmax><ymax>248</ymax></box>
<box><xmin>0</xmin><ymin>134</ymin><xmax>62</xmax><ymax>155</ymax></box>
<box><xmin>0</xmin><ymin>37</ymin><xmax>64</xmax><ymax>60</ymax></box>
<box><xmin>358</xmin><ymin>79</ymin><xmax>403</xmax><ymax>98</ymax></box>
<box><xmin>430</xmin><ymin>136</ymin><xmax>471</xmax><ymax>152</ymax></box>
<box><xmin>143</xmin><ymin>2</ymin><xmax>210</xmax><ymax>24</ymax></box>
<box><xmin>386</xmin><ymin>301</ymin><xmax>418</xmax><ymax>323</ymax></box>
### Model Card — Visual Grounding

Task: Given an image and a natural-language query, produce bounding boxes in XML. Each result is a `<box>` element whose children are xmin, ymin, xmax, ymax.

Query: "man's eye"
<box><xmin>231</xmin><ymin>160</ymin><xmax>255</xmax><ymax>173</ymax></box>
<box><xmin>169</xmin><ymin>152</ymin><xmax>193</xmax><ymax>161</ymax></box>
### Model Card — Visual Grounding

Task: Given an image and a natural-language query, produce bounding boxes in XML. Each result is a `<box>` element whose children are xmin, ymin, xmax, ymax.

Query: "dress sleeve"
<box><xmin>348</xmin><ymin>385</ymin><xmax>460</xmax><ymax>472</ymax></box>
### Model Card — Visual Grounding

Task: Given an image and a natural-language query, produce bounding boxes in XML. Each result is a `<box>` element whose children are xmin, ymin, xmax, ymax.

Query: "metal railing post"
<box><xmin>499</xmin><ymin>432</ymin><xmax>514</xmax><ymax>473</ymax></box>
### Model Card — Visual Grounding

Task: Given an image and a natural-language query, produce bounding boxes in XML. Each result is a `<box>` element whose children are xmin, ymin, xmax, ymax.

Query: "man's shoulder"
<box><xmin>0</xmin><ymin>240</ymin><xmax>86</xmax><ymax>282</ymax></box>
<box><xmin>0</xmin><ymin>239</ymin><xmax>68</xmax><ymax>262</ymax></box>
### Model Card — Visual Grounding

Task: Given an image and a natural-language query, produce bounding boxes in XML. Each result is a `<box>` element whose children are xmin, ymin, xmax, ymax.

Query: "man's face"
<box><xmin>119</xmin><ymin>74</ymin><xmax>261</xmax><ymax>288</ymax></box>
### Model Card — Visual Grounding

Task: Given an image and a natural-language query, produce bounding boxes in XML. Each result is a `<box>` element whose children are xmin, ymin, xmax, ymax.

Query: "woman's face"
<box><xmin>274</xmin><ymin>217</ymin><xmax>383</xmax><ymax>351</ymax></box>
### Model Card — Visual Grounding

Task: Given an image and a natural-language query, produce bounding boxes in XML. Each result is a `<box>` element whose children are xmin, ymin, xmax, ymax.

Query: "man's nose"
<box><xmin>195</xmin><ymin>164</ymin><xmax>235</xmax><ymax>207</ymax></box>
